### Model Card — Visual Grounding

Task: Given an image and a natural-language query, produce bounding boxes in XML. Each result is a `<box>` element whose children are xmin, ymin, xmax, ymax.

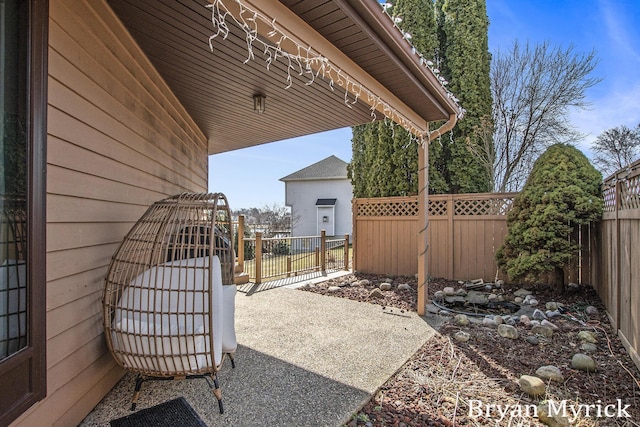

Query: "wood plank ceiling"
<box><xmin>108</xmin><ymin>0</ymin><xmax>455</xmax><ymax>155</ymax></box>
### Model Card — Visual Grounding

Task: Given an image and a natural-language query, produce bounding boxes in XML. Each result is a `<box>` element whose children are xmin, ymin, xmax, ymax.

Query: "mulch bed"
<box><xmin>299</xmin><ymin>274</ymin><xmax>640</xmax><ymax>426</ymax></box>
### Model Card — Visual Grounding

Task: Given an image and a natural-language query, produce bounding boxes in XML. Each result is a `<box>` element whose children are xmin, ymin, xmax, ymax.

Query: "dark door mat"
<box><xmin>110</xmin><ymin>397</ymin><xmax>208</xmax><ymax>427</ymax></box>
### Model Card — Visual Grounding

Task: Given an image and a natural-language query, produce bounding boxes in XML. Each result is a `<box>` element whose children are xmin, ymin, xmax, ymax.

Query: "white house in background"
<box><xmin>280</xmin><ymin>155</ymin><xmax>353</xmax><ymax>238</ymax></box>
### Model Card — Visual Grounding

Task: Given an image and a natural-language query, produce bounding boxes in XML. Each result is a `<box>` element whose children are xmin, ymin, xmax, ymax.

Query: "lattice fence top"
<box><xmin>355</xmin><ymin>194</ymin><xmax>517</xmax><ymax>217</ymax></box>
<box><xmin>355</xmin><ymin>198</ymin><xmax>418</xmax><ymax>217</ymax></box>
<box><xmin>602</xmin><ymin>184</ymin><xmax>616</xmax><ymax>212</ymax></box>
<box><xmin>429</xmin><ymin>200</ymin><xmax>447</xmax><ymax>216</ymax></box>
<box><xmin>602</xmin><ymin>159</ymin><xmax>640</xmax><ymax>212</ymax></box>
<box><xmin>622</xmin><ymin>174</ymin><xmax>640</xmax><ymax>210</ymax></box>
<box><xmin>454</xmin><ymin>197</ymin><xmax>514</xmax><ymax>216</ymax></box>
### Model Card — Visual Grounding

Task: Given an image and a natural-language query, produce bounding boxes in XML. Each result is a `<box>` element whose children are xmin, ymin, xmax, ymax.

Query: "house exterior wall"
<box><xmin>285</xmin><ymin>179</ymin><xmax>353</xmax><ymax>238</ymax></box>
<box><xmin>11</xmin><ymin>0</ymin><xmax>208</xmax><ymax>425</ymax></box>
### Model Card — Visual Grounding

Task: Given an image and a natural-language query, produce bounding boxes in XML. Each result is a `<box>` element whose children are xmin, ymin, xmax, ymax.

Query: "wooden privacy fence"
<box><xmin>353</xmin><ymin>193</ymin><xmax>518</xmax><ymax>281</ymax></box>
<box><xmin>590</xmin><ymin>159</ymin><xmax>640</xmax><ymax>369</ymax></box>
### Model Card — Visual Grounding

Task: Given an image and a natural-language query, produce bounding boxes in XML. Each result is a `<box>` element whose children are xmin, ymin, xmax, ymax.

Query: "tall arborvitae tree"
<box><xmin>349</xmin><ymin>0</ymin><xmax>492</xmax><ymax>197</ymax></box>
<box><xmin>435</xmin><ymin>0</ymin><xmax>492</xmax><ymax>193</ymax></box>
<box><xmin>349</xmin><ymin>0</ymin><xmax>442</xmax><ymax>197</ymax></box>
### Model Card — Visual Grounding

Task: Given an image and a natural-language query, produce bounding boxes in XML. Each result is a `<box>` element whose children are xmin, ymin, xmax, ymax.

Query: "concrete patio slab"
<box><xmin>80</xmin><ymin>286</ymin><xmax>436</xmax><ymax>427</ymax></box>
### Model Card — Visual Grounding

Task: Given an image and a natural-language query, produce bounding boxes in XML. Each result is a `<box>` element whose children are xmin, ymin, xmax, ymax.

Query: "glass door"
<box><xmin>0</xmin><ymin>1</ymin><xmax>47</xmax><ymax>424</ymax></box>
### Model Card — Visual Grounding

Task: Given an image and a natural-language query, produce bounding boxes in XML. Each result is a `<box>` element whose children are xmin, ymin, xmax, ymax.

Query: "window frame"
<box><xmin>0</xmin><ymin>0</ymin><xmax>48</xmax><ymax>425</ymax></box>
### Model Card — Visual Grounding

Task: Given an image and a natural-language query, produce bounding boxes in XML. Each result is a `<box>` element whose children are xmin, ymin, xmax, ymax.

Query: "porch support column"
<box><xmin>417</xmin><ymin>140</ymin><xmax>429</xmax><ymax>316</ymax></box>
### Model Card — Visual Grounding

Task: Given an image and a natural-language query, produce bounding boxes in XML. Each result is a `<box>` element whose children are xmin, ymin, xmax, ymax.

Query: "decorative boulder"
<box><xmin>518</xmin><ymin>375</ymin><xmax>546</xmax><ymax>396</ymax></box>
<box><xmin>453</xmin><ymin>314</ymin><xmax>470</xmax><ymax>326</ymax></box>
<box><xmin>535</xmin><ymin>365</ymin><xmax>564</xmax><ymax>382</ymax></box>
<box><xmin>571</xmin><ymin>353</ymin><xmax>597</xmax><ymax>372</ymax></box>
<box><xmin>454</xmin><ymin>331</ymin><xmax>471</xmax><ymax>343</ymax></box>
<box><xmin>498</xmin><ymin>324</ymin><xmax>519</xmax><ymax>339</ymax></box>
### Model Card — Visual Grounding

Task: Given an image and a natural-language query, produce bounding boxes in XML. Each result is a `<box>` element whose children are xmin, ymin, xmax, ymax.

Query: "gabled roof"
<box><xmin>280</xmin><ymin>155</ymin><xmax>348</xmax><ymax>181</ymax></box>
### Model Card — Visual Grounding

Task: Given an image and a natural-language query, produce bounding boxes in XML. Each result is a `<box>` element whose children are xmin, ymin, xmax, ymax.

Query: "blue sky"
<box><xmin>209</xmin><ymin>0</ymin><xmax>640</xmax><ymax>209</ymax></box>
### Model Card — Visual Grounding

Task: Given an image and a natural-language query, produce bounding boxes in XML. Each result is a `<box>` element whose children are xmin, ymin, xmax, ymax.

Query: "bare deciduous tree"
<box><xmin>471</xmin><ymin>41</ymin><xmax>600</xmax><ymax>192</ymax></box>
<box><xmin>591</xmin><ymin>124</ymin><xmax>640</xmax><ymax>178</ymax></box>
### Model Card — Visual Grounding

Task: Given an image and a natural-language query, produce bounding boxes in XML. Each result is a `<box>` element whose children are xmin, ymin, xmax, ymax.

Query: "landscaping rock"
<box><xmin>514</xmin><ymin>288</ymin><xmax>533</xmax><ymax>297</ymax></box>
<box><xmin>482</xmin><ymin>317</ymin><xmax>496</xmax><ymax>326</ymax></box>
<box><xmin>397</xmin><ymin>283</ymin><xmax>411</xmax><ymax>291</ymax></box>
<box><xmin>454</xmin><ymin>331</ymin><xmax>470</xmax><ymax>343</ymax></box>
<box><xmin>530</xmin><ymin>320</ymin><xmax>541</xmax><ymax>327</ymax></box>
<box><xmin>528</xmin><ymin>298</ymin><xmax>539</xmax><ymax>306</ymax></box>
<box><xmin>453</xmin><ymin>314</ymin><xmax>470</xmax><ymax>327</ymax></box>
<box><xmin>585</xmin><ymin>305</ymin><xmax>599</xmax><ymax>316</ymax></box>
<box><xmin>545</xmin><ymin>310</ymin><xmax>561</xmax><ymax>318</ymax></box>
<box><xmin>520</xmin><ymin>315</ymin><xmax>531</xmax><ymax>326</ymax></box>
<box><xmin>455</xmin><ymin>288</ymin><xmax>468</xmax><ymax>296</ymax></box>
<box><xmin>514</xmin><ymin>297</ymin><xmax>524</xmax><ymax>304</ymax></box>
<box><xmin>580</xmin><ymin>343</ymin><xmax>598</xmax><ymax>353</ymax></box>
<box><xmin>426</xmin><ymin>304</ymin><xmax>440</xmax><ymax>314</ymax></box>
<box><xmin>526</xmin><ymin>336</ymin><xmax>540</xmax><ymax>346</ymax></box>
<box><xmin>571</xmin><ymin>353</ymin><xmax>597</xmax><ymax>372</ymax></box>
<box><xmin>567</xmin><ymin>282</ymin><xmax>580</xmax><ymax>291</ymax></box>
<box><xmin>532</xmin><ymin>309</ymin><xmax>547</xmax><ymax>321</ymax></box>
<box><xmin>498</xmin><ymin>324</ymin><xmax>519</xmax><ymax>339</ymax></box>
<box><xmin>434</xmin><ymin>290</ymin><xmax>445</xmax><ymax>300</ymax></box>
<box><xmin>518</xmin><ymin>375</ymin><xmax>546</xmax><ymax>396</ymax></box>
<box><xmin>577</xmin><ymin>330</ymin><xmax>597</xmax><ymax>343</ymax></box>
<box><xmin>495</xmin><ymin>279</ymin><xmax>505</xmax><ymax>287</ymax></box>
<box><xmin>466</xmin><ymin>290</ymin><xmax>489</xmax><ymax>304</ymax></box>
<box><xmin>532</xmin><ymin>325</ymin><xmax>555</xmax><ymax>338</ymax></box>
<box><xmin>493</xmin><ymin>315</ymin><xmax>504</xmax><ymax>325</ymax></box>
<box><xmin>443</xmin><ymin>286</ymin><xmax>455</xmax><ymax>296</ymax></box>
<box><xmin>368</xmin><ymin>288</ymin><xmax>384</xmax><ymax>299</ymax></box>
<box><xmin>541</xmin><ymin>319</ymin><xmax>559</xmax><ymax>330</ymax></box>
<box><xmin>546</xmin><ymin>302</ymin><xmax>558</xmax><ymax>311</ymax></box>
<box><xmin>497</xmin><ymin>295</ymin><xmax>505</xmax><ymax>302</ymax></box>
<box><xmin>439</xmin><ymin>310</ymin><xmax>451</xmax><ymax>316</ymax></box>
<box><xmin>535</xmin><ymin>365</ymin><xmax>564</xmax><ymax>382</ymax></box>
<box><xmin>487</xmin><ymin>293</ymin><xmax>498</xmax><ymax>301</ymax></box>
<box><xmin>327</xmin><ymin>286</ymin><xmax>341</xmax><ymax>292</ymax></box>
<box><xmin>538</xmin><ymin>402</ymin><xmax>571</xmax><ymax>427</ymax></box>
<box><xmin>380</xmin><ymin>283</ymin><xmax>392</xmax><ymax>291</ymax></box>
<box><xmin>359</xmin><ymin>279</ymin><xmax>370</xmax><ymax>286</ymax></box>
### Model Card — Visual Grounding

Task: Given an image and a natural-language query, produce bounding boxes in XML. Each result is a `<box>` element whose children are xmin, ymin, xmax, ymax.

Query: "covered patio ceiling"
<box><xmin>108</xmin><ymin>0</ymin><xmax>460</xmax><ymax>155</ymax></box>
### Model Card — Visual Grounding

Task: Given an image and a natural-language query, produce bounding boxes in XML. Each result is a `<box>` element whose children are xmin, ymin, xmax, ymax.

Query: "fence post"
<box><xmin>237</xmin><ymin>215</ymin><xmax>245</xmax><ymax>272</ymax></box>
<box><xmin>315</xmin><ymin>247</ymin><xmax>320</xmax><ymax>271</ymax></box>
<box><xmin>287</xmin><ymin>256</ymin><xmax>292</xmax><ymax>277</ymax></box>
<box><xmin>320</xmin><ymin>230</ymin><xmax>326</xmax><ymax>272</ymax></box>
<box><xmin>344</xmin><ymin>234</ymin><xmax>350</xmax><ymax>271</ymax></box>
<box><xmin>417</xmin><ymin>144</ymin><xmax>429</xmax><ymax>316</ymax></box>
<box><xmin>447</xmin><ymin>194</ymin><xmax>454</xmax><ymax>280</ymax></box>
<box><xmin>352</xmin><ymin>199</ymin><xmax>357</xmax><ymax>272</ymax></box>
<box><xmin>614</xmin><ymin>177</ymin><xmax>621</xmax><ymax>330</ymax></box>
<box><xmin>255</xmin><ymin>232</ymin><xmax>263</xmax><ymax>285</ymax></box>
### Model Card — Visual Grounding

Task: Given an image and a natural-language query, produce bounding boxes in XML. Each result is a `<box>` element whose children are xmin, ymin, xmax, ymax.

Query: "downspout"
<box><xmin>418</xmin><ymin>113</ymin><xmax>457</xmax><ymax>315</ymax></box>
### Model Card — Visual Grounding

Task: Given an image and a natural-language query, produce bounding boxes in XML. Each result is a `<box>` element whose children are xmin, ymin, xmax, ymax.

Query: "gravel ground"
<box><xmin>300</xmin><ymin>274</ymin><xmax>640</xmax><ymax>426</ymax></box>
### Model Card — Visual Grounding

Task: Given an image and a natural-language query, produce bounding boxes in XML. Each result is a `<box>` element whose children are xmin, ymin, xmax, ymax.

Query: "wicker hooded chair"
<box><xmin>103</xmin><ymin>193</ymin><xmax>237</xmax><ymax>413</ymax></box>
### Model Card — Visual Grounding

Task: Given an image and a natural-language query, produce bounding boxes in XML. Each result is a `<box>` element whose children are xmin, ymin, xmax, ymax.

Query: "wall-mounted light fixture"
<box><xmin>253</xmin><ymin>94</ymin><xmax>266</xmax><ymax>114</ymax></box>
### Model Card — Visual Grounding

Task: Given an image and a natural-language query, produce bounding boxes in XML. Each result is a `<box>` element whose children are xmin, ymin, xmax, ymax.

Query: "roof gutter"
<box><xmin>427</xmin><ymin>113</ymin><xmax>457</xmax><ymax>143</ymax></box>
<box><xmin>352</xmin><ymin>0</ymin><xmax>462</xmax><ymax>120</ymax></box>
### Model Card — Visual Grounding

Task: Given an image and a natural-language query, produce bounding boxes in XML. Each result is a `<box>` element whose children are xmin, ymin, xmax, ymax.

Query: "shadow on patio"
<box><xmin>81</xmin><ymin>284</ymin><xmax>436</xmax><ymax>426</ymax></box>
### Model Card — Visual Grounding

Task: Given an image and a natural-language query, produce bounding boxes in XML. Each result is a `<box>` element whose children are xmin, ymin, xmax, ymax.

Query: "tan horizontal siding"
<box><xmin>47</xmin><ymin>222</ymin><xmax>132</xmax><ymax>253</ymax></box>
<box><xmin>12</xmin><ymin>0</ymin><xmax>208</xmax><ymax>425</ymax></box>
<box><xmin>47</xmin><ymin>109</ymin><xmax>199</xmax><ymax>195</ymax></box>
<box><xmin>46</xmin><ymin>267</ymin><xmax>109</xmax><ymax>312</ymax></box>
